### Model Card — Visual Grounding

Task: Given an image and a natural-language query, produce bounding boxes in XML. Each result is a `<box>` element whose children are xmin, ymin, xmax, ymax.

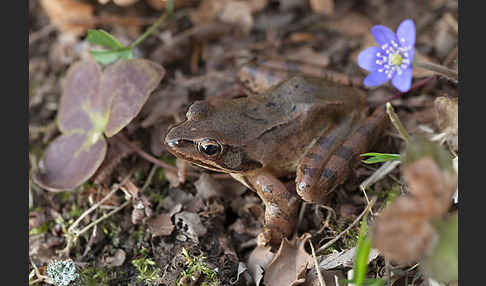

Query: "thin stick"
<box><xmin>141</xmin><ymin>164</ymin><xmax>158</xmax><ymax>192</ymax></box>
<box><xmin>309</xmin><ymin>240</ymin><xmax>327</xmax><ymax>286</ymax></box>
<box><xmin>386</xmin><ymin>102</ymin><xmax>410</xmax><ymax>144</ymax></box>
<box><xmin>316</xmin><ymin>198</ymin><xmax>376</xmax><ymax>254</ymax></box>
<box><xmin>68</xmin><ymin>186</ymin><xmax>119</xmax><ymax>233</ymax></box>
<box><xmin>76</xmin><ymin>200</ymin><xmax>131</xmax><ymax>237</ymax></box>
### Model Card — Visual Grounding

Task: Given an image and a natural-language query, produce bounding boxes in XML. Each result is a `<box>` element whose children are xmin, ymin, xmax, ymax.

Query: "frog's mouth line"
<box><xmin>166</xmin><ymin>144</ymin><xmax>230</xmax><ymax>174</ymax></box>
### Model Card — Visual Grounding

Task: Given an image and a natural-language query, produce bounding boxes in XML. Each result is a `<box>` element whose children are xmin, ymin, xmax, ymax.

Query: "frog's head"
<box><xmin>164</xmin><ymin>100</ymin><xmax>263</xmax><ymax>174</ymax></box>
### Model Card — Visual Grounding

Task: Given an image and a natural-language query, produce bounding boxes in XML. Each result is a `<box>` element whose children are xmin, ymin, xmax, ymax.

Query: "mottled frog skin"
<box><xmin>164</xmin><ymin>75</ymin><xmax>387</xmax><ymax>246</ymax></box>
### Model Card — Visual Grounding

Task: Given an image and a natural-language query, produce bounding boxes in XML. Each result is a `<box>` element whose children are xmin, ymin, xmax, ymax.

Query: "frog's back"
<box><xmin>269</xmin><ymin>76</ymin><xmax>366</xmax><ymax>114</ymax></box>
<box><xmin>244</xmin><ymin>76</ymin><xmax>366</xmax><ymax>174</ymax></box>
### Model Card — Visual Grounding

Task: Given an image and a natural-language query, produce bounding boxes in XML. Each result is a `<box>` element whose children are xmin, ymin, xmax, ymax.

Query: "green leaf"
<box><xmin>352</xmin><ymin>219</ymin><xmax>372</xmax><ymax>286</ymax></box>
<box><xmin>363</xmin><ymin>278</ymin><xmax>386</xmax><ymax>286</ymax></box>
<box><xmin>90</xmin><ymin>48</ymin><xmax>133</xmax><ymax>65</ymax></box>
<box><xmin>421</xmin><ymin>213</ymin><xmax>458</xmax><ymax>283</ymax></box>
<box><xmin>166</xmin><ymin>0</ymin><xmax>175</xmax><ymax>15</ymax></box>
<box><xmin>87</xmin><ymin>29</ymin><xmax>125</xmax><ymax>49</ymax></box>
<box><xmin>360</xmin><ymin>153</ymin><xmax>401</xmax><ymax>164</ymax></box>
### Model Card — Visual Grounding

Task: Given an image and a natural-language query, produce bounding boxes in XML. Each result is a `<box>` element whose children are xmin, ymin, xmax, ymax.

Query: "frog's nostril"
<box><xmin>167</xmin><ymin>139</ymin><xmax>183</xmax><ymax>148</ymax></box>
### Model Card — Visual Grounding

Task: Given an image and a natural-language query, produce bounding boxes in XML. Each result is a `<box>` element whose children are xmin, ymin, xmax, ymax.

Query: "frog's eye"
<box><xmin>197</xmin><ymin>139</ymin><xmax>223</xmax><ymax>157</ymax></box>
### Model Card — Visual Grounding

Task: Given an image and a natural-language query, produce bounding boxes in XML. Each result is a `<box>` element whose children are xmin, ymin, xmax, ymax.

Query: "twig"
<box><xmin>76</xmin><ymin>200</ymin><xmax>131</xmax><ymax>237</ymax></box>
<box><xmin>309</xmin><ymin>240</ymin><xmax>326</xmax><ymax>286</ymax></box>
<box><xmin>386</xmin><ymin>102</ymin><xmax>410</xmax><ymax>144</ymax></box>
<box><xmin>360</xmin><ymin>160</ymin><xmax>401</xmax><ymax>198</ymax></box>
<box><xmin>315</xmin><ymin>205</ymin><xmax>336</xmax><ymax>234</ymax></box>
<box><xmin>316</xmin><ymin>198</ymin><xmax>376</xmax><ymax>254</ymax></box>
<box><xmin>141</xmin><ymin>164</ymin><xmax>158</xmax><ymax>192</ymax></box>
<box><xmin>68</xmin><ymin>186</ymin><xmax>120</xmax><ymax>234</ymax></box>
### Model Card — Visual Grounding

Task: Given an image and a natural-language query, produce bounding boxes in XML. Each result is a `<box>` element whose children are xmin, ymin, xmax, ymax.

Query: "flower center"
<box><xmin>389</xmin><ymin>53</ymin><xmax>403</xmax><ymax>66</ymax></box>
<box><xmin>374</xmin><ymin>39</ymin><xmax>412</xmax><ymax>79</ymax></box>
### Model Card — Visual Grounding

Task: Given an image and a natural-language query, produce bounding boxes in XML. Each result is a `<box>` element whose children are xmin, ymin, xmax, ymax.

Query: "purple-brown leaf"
<box><xmin>103</xmin><ymin>59</ymin><xmax>165</xmax><ymax>137</ymax></box>
<box><xmin>32</xmin><ymin>132</ymin><xmax>107</xmax><ymax>191</ymax></box>
<box><xmin>58</xmin><ymin>59</ymin><xmax>103</xmax><ymax>133</ymax></box>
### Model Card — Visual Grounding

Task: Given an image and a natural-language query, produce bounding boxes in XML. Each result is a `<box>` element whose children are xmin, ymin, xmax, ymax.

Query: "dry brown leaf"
<box><xmin>288</xmin><ymin>33</ymin><xmax>317</xmax><ymax>43</ymax></box>
<box><xmin>190</xmin><ymin>0</ymin><xmax>231</xmax><ymax>24</ymax></box>
<box><xmin>434</xmin><ymin>96</ymin><xmax>458</xmax><ymax>152</ymax></box>
<box><xmin>101</xmin><ymin>0</ymin><xmax>139</xmax><ymax>6</ymax></box>
<box><xmin>147</xmin><ymin>213</ymin><xmax>175</xmax><ymax>237</ymax></box>
<box><xmin>104</xmin><ymin>249</ymin><xmax>126</xmax><ymax>267</ymax></box>
<box><xmin>40</xmin><ymin>0</ymin><xmax>94</xmax><ymax>37</ymax></box>
<box><xmin>287</xmin><ymin>47</ymin><xmax>330</xmax><ymax>68</ymax></box>
<box><xmin>434</xmin><ymin>13</ymin><xmax>457</xmax><ymax>58</ymax></box>
<box><xmin>247</xmin><ymin>0</ymin><xmax>268</xmax><ymax>12</ymax></box>
<box><xmin>145</xmin><ymin>0</ymin><xmax>196</xmax><ymax>10</ymax></box>
<box><xmin>279</xmin><ymin>0</ymin><xmax>307</xmax><ymax>11</ymax></box>
<box><xmin>264</xmin><ymin>233</ymin><xmax>313</xmax><ymax>286</ymax></box>
<box><xmin>248</xmin><ymin>245</ymin><xmax>274</xmax><ymax>286</ymax></box>
<box><xmin>373</xmin><ymin>157</ymin><xmax>457</xmax><ymax>264</ymax></box>
<box><xmin>194</xmin><ymin>173</ymin><xmax>224</xmax><ymax>199</ymax></box>
<box><xmin>218</xmin><ymin>1</ymin><xmax>254</xmax><ymax>33</ymax></box>
<box><xmin>174</xmin><ymin>211</ymin><xmax>207</xmax><ymax>242</ymax></box>
<box><xmin>310</xmin><ymin>0</ymin><xmax>334</xmax><ymax>15</ymax></box>
<box><xmin>305</xmin><ymin>270</ymin><xmax>345</xmax><ymax>286</ymax></box>
<box><xmin>318</xmin><ymin>247</ymin><xmax>380</xmax><ymax>270</ymax></box>
<box><xmin>190</xmin><ymin>0</ymin><xmax>254</xmax><ymax>33</ymax></box>
<box><xmin>327</xmin><ymin>12</ymin><xmax>373</xmax><ymax>37</ymax></box>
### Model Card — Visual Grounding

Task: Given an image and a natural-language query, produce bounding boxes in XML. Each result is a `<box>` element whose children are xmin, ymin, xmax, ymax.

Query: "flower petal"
<box><xmin>396</xmin><ymin>19</ymin><xmax>416</xmax><ymax>47</ymax></box>
<box><xmin>392</xmin><ymin>67</ymin><xmax>413</xmax><ymax>92</ymax></box>
<box><xmin>357</xmin><ymin>47</ymin><xmax>382</xmax><ymax>71</ymax></box>
<box><xmin>363</xmin><ymin>70</ymin><xmax>389</xmax><ymax>87</ymax></box>
<box><xmin>371</xmin><ymin>25</ymin><xmax>397</xmax><ymax>46</ymax></box>
<box><xmin>408</xmin><ymin>48</ymin><xmax>415</xmax><ymax>63</ymax></box>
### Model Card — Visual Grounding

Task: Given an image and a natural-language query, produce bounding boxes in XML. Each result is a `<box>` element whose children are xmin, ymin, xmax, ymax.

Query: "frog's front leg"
<box><xmin>242</xmin><ymin>172</ymin><xmax>301</xmax><ymax>247</ymax></box>
<box><xmin>296</xmin><ymin>107</ymin><xmax>388</xmax><ymax>203</ymax></box>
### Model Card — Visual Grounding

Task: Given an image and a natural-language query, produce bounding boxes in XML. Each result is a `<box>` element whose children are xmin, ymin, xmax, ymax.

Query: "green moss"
<box><xmin>29</xmin><ymin>222</ymin><xmax>49</xmax><ymax>236</ymax></box>
<box><xmin>178</xmin><ymin>248</ymin><xmax>220</xmax><ymax>286</ymax></box>
<box><xmin>131</xmin><ymin>248</ymin><xmax>161</xmax><ymax>285</ymax></box>
<box><xmin>80</xmin><ymin>266</ymin><xmax>112</xmax><ymax>286</ymax></box>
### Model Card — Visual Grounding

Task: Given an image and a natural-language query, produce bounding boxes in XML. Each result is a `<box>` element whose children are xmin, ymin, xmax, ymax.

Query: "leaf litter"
<box><xmin>29</xmin><ymin>0</ymin><xmax>458</xmax><ymax>285</ymax></box>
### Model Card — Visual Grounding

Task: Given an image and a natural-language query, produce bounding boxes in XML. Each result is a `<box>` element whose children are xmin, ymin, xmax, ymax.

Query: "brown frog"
<box><xmin>164</xmin><ymin>75</ymin><xmax>387</xmax><ymax>246</ymax></box>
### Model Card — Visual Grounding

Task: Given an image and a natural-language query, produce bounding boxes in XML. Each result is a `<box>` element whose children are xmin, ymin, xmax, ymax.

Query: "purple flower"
<box><xmin>358</xmin><ymin>19</ymin><xmax>416</xmax><ymax>92</ymax></box>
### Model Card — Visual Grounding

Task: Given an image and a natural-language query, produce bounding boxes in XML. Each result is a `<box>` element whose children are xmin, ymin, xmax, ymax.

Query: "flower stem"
<box><xmin>414</xmin><ymin>59</ymin><xmax>458</xmax><ymax>83</ymax></box>
<box><xmin>129</xmin><ymin>1</ymin><xmax>174</xmax><ymax>49</ymax></box>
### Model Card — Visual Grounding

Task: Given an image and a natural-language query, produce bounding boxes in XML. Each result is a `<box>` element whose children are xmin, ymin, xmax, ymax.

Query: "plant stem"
<box><xmin>414</xmin><ymin>59</ymin><xmax>458</xmax><ymax>83</ymax></box>
<box><xmin>316</xmin><ymin>197</ymin><xmax>376</xmax><ymax>254</ymax></box>
<box><xmin>386</xmin><ymin>102</ymin><xmax>410</xmax><ymax>144</ymax></box>
<box><xmin>129</xmin><ymin>5</ymin><xmax>173</xmax><ymax>49</ymax></box>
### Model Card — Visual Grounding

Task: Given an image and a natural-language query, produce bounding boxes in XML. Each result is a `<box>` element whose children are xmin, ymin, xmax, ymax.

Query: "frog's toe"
<box><xmin>296</xmin><ymin>179</ymin><xmax>321</xmax><ymax>203</ymax></box>
<box><xmin>256</xmin><ymin>228</ymin><xmax>273</xmax><ymax>247</ymax></box>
